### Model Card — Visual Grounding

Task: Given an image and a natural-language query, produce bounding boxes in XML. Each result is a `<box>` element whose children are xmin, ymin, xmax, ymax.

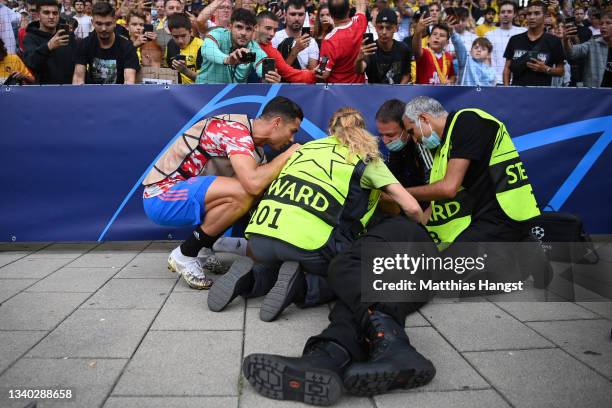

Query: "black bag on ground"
<box><xmin>527</xmin><ymin>211</ymin><xmax>599</xmax><ymax>264</ymax></box>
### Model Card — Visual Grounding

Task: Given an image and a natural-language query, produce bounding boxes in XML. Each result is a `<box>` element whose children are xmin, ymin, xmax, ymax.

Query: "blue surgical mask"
<box><xmin>418</xmin><ymin>119</ymin><xmax>441</xmax><ymax>150</ymax></box>
<box><xmin>151</xmin><ymin>8</ymin><xmax>158</xmax><ymax>17</ymax></box>
<box><xmin>385</xmin><ymin>131</ymin><xmax>407</xmax><ymax>152</ymax></box>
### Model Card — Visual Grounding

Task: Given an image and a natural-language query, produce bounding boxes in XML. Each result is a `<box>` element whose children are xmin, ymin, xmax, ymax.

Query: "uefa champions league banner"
<box><xmin>1</xmin><ymin>84</ymin><xmax>611</xmax><ymax>242</ymax></box>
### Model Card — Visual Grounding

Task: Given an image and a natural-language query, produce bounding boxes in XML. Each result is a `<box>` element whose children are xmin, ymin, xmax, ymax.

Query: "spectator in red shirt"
<box><xmin>318</xmin><ymin>0</ymin><xmax>368</xmax><ymax>83</ymax></box>
<box><xmin>412</xmin><ymin>16</ymin><xmax>456</xmax><ymax>84</ymax></box>
<box><xmin>255</xmin><ymin>10</ymin><xmax>316</xmax><ymax>83</ymax></box>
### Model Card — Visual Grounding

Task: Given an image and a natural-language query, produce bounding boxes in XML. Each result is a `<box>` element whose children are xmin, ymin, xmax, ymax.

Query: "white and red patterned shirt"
<box><xmin>144</xmin><ymin>118</ymin><xmax>255</xmax><ymax>198</ymax></box>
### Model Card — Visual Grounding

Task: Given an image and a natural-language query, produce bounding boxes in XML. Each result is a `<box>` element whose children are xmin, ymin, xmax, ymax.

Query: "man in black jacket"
<box><xmin>23</xmin><ymin>0</ymin><xmax>77</xmax><ymax>84</ymax></box>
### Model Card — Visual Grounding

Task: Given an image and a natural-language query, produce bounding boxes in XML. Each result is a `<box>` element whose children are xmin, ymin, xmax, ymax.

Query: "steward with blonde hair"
<box><xmin>214</xmin><ymin>107</ymin><xmax>426</xmax><ymax>323</ymax></box>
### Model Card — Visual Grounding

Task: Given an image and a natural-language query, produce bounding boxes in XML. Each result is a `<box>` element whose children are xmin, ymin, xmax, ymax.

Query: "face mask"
<box><xmin>151</xmin><ymin>8</ymin><xmax>158</xmax><ymax>17</ymax></box>
<box><xmin>385</xmin><ymin>131</ymin><xmax>407</xmax><ymax>152</ymax></box>
<box><xmin>418</xmin><ymin>118</ymin><xmax>441</xmax><ymax>150</ymax></box>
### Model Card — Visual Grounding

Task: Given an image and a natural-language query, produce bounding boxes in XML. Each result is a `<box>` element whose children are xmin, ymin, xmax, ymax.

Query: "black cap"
<box><xmin>376</xmin><ymin>8</ymin><xmax>398</xmax><ymax>25</ymax></box>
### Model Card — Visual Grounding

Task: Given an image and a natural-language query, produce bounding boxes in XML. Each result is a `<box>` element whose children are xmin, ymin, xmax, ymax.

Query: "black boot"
<box><xmin>343</xmin><ymin>310</ymin><xmax>436</xmax><ymax>396</ymax></box>
<box><xmin>207</xmin><ymin>257</ymin><xmax>254</xmax><ymax>312</ymax></box>
<box><xmin>242</xmin><ymin>340</ymin><xmax>350</xmax><ymax>406</ymax></box>
<box><xmin>260</xmin><ymin>261</ymin><xmax>306</xmax><ymax>322</ymax></box>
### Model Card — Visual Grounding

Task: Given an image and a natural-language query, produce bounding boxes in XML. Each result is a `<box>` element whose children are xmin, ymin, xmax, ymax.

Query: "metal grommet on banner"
<box><xmin>5</xmin><ymin>86</ymin><xmax>11</xmax><ymax>92</ymax></box>
<box><xmin>164</xmin><ymin>85</ymin><xmax>170</xmax><ymax>90</ymax></box>
<box><xmin>476</xmin><ymin>86</ymin><xmax>482</xmax><ymax>92</ymax></box>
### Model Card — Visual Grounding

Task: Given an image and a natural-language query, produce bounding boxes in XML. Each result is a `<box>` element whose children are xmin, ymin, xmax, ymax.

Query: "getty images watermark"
<box><xmin>359</xmin><ymin>241</ymin><xmax>581</xmax><ymax>303</ymax></box>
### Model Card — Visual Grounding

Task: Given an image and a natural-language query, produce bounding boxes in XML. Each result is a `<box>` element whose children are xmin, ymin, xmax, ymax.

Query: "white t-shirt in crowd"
<box><xmin>272</xmin><ymin>29</ymin><xmax>319</xmax><ymax>69</ymax></box>
<box><xmin>446</xmin><ymin>30</ymin><xmax>478</xmax><ymax>56</ymax></box>
<box><xmin>74</xmin><ymin>14</ymin><xmax>92</xmax><ymax>39</ymax></box>
<box><xmin>486</xmin><ymin>25</ymin><xmax>527</xmax><ymax>84</ymax></box>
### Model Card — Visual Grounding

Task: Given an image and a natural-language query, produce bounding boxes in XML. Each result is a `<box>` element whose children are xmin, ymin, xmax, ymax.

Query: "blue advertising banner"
<box><xmin>1</xmin><ymin>84</ymin><xmax>611</xmax><ymax>242</ymax></box>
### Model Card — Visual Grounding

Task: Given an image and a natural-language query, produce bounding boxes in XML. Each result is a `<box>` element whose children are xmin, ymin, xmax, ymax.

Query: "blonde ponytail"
<box><xmin>327</xmin><ymin>107</ymin><xmax>381</xmax><ymax>163</ymax></box>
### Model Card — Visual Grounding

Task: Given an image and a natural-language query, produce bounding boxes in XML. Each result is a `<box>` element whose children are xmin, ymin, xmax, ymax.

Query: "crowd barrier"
<box><xmin>1</xmin><ymin>84</ymin><xmax>611</xmax><ymax>241</ymax></box>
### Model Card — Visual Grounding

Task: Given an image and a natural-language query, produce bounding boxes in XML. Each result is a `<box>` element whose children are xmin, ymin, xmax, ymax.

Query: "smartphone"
<box><xmin>240</xmin><ymin>51</ymin><xmax>256</xmax><ymax>63</ymax></box>
<box><xmin>174</xmin><ymin>54</ymin><xmax>186</xmax><ymax>61</ymax></box>
<box><xmin>316</xmin><ymin>56</ymin><xmax>329</xmax><ymax>75</ymax></box>
<box><xmin>143</xmin><ymin>23</ymin><xmax>154</xmax><ymax>33</ymax></box>
<box><xmin>262</xmin><ymin>58</ymin><xmax>276</xmax><ymax>79</ymax></box>
<box><xmin>527</xmin><ymin>50</ymin><xmax>540</xmax><ymax>60</ymax></box>
<box><xmin>363</xmin><ymin>32</ymin><xmax>374</xmax><ymax>44</ymax></box>
<box><xmin>445</xmin><ymin>7</ymin><xmax>457</xmax><ymax>18</ymax></box>
<box><xmin>301</xmin><ymin>26</ymin><xmax>311</xmax><ymax>36</ymax></box>
<box><xmin>57</xmin><ymin>23</ymin><xmax>69</xmax><ymax>33</ymax></box>
<box><xmin>564</xmin><ymin>16</ymin><xmax>575</xmax><ymax>25</ymax></box>
<box><xmin>423</xmin><ymin>10</ymin><xmax>430</xmax><ymax>19</ymax></box>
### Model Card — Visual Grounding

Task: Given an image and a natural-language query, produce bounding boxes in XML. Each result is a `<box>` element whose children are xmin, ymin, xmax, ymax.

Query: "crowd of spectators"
<box><xmin>0</xmin><ymin>0</ymin><xmax>610</xmax><ymax>87</ymax></box>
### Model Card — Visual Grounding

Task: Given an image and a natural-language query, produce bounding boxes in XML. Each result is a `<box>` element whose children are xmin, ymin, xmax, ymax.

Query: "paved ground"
<box><xmin>0</xmin><ymin>241</ymin><xmax>611</xmax><ymax>408</ymax></box>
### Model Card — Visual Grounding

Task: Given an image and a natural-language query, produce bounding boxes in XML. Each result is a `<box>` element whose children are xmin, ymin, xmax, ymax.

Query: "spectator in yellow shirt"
<box><xmin>165</xmin><ymin>12</ymin><xmax>202</xmax><ymax>84</ymax></box>
<box><xmin>0</xmin><ymin>38</ymin><xmax>34</xmax><ymax>84</ymax></box>
<box><xmin>475</xmin><ymin>7</ymin><xmax>496</xmax><ymax>37</ymax></box>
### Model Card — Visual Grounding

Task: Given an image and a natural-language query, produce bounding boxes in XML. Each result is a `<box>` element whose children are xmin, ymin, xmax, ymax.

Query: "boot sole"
<box><xmin>207</xmin><ymin>257</ymin><xmax>254</xmax><ymax>312</ymax></box>
<box><xmin>242</xmin><ymin>353</ymin><xmax>342</xmax><ymax>406</ymax></box>
<box><xmin>343</xmin><ymin>363</ymin><xmax>436</xmax><ymax>397</ymax></box>
<box><xmin>260</xmin><ymin>261</ymin><xmax>300</xmax><ymax>322</ymax></box>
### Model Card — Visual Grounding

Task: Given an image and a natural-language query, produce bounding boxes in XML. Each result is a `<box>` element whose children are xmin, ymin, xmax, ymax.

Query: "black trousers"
<box><xmin>305</xmin><ymin>216</ymin><xmax>436</xmax><ymax>361</ymax></box>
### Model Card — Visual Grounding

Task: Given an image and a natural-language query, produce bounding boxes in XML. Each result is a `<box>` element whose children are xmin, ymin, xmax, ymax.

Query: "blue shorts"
<box><xmin>143</xmin><ymin>176</ymin><xmax>217</xmax><ymax>226</ymax></box>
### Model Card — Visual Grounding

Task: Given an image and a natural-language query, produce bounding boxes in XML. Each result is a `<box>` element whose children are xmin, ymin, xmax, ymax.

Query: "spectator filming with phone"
<box><xmin>165</xmin><ymin>12</ymin><xmax>202</xmax><ymax>84</ymax></box>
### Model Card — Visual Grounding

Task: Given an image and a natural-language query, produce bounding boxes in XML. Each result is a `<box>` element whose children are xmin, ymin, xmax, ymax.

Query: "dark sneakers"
<box><xmin>207</xmin><ymin>257</ymin><xmax>254</xmax><ymax>312</ymax></box>
<box><xmin>242</xmin><ymin>341</ymin><xmax>350</xmax><ymax>406</ymax></box>
<box><xmin>343</xmin><ymin>311</ymin><xmax>436</xmax><ymax>396</ymax></box>
<box><xmin>260</xmin><ymin>261</ymin><xmax>305</xmax><ymax>322</ymax></box>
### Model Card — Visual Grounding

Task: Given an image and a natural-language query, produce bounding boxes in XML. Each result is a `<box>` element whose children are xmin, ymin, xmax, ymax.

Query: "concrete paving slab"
<box><xmin>240</xmin><ymin>386</ymin><xmax>374</xmax><ymax>408</ymax></box>
<box><xmin>142</xmin><ymin>241</ymin><xmax>180</xmax><ymax>253</ymax></box>
<box><xmin>401</xmin><ymin>327</ymin><xmax>489</xmax><ymax>391</ymax></box>
<box><xmin>0</xmin><ymin>358</ymin><xmax>126</xmax><ymax>408</ymax></box>
<box><xmin>115</xmin><ymin>253</ymin><xmax>178</xmax><ymax>279</ymax></box>
<box><xmin>27</xmin><ymin>308</ymin><xmax>158</xmax><ymax>359</ymax></box>
<box><xmin>151</xmin><ymin>291</ymin><xmax>244</xmax><ymax>331</ymax></box>
<box><xmin>27</xmin><ymin>267</ymin><xmax>117</xmax><ymax>293</ymax></box>
<box><xmin>0</xmin><ymin>252</ymin><xmax>29</xmax><ymax>267</ymax></box>
<box><xmin>67</xmin><ymin>252</ymin><xmax>138</xmax><ymax>268</ymax></box>
<box><xmin>0</xmin><ymin>258</ymin><xmax>72</xmax><ymax>279</ymax></box>
<box><xmin>493</xmin><ymin>302</ymin><xmax>600</xmax><ymax>322</ymax></box>
<box><xmin>94</xmin><ymin>241</ymin><xmax>150</xmax><ymax>251</ymax></box>
<box><xmin>577</xmin><ymin>302</ymin><xmax>612</xmax><ymax>320</ymax></box>
<box><xmin>104</xmin><ymin>396</ymin><xmax>237</xmax><ymax>408</ymax></box>
<box><xmin>421</xmin><ymin>302</ymin><xmax>553</xmax><ymax>351</ymax></box>
<box><xmin>82</xmin><ymin>279</ymin><xmax>174</xmax><ymax>309</ymax></box>
<box><xmin>26</xmin><ymin>243</ymin><xmax>98</xmax><ymax>259</ymax></box>
<box><xmin>0</xmin><ymin>243</ymin><xmax>49</xmax><ymax>251</ymax></box>
<box><xmin>113</xmin><ymin>331</ymin><xmax>242</xmax><ymax>396</ymax></box>
<box><xmin>405</xmin><ymin>311</ymin><xmax>430</xmax><ymax>327</ymax></box>
<box><xmin>0</xmin><ymin>279</ymin><xmax>37</xmax><ymax>303</ymax></box>
<box><xmin>0</xmin><ymin>331</ymin><xmax>47</xmax><ymax>373</ymax></box>
<box><xmin>375</xmin><ymin>389</ymin><xmax>510</xmax><ymax>408</ymax></box>
<box><xmin>244</xmin><ymin>306</ymin><xmax>330</xmax><ymax>357</ymax></box>
<box><xmin>464</xmin><ymin>348</ymin><xmax>612</xmax><ymax>408</ymax></box>
<box><xmin>0</xmin><ymin>292</ymin><xmax>90</xmax><ymax>330</ymax></box>
<box><xmin>527</xmin><ymin>319</ymin><xmax>612</xmax><ymax>379</ymax></box>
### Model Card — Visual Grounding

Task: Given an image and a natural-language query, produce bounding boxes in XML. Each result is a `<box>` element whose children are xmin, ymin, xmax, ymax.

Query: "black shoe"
<box><xmin>207</xmin><ymin>257</ymin><xmax>254</xmax><ymax>312</ymax></box>
<box><xmin>242</xmin><ymin>341</ymin><xmax>349</xmax><ymax>406</ymax></box>
<box><xmin>260</xmin><ymin>261</ymin><xmax>305</xmax><ymax>322</ymax></box>
<box><xmin>343</xmin><ymin>311</ymin><xmax>436</xmax><ymax>396</ymax></box>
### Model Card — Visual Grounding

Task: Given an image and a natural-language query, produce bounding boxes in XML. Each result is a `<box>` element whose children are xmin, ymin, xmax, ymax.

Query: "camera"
<box><xmin>240</xmin><ymin>52</ymin><xmax>256</xmax><ymax>63</ymax></box>
<box><xmin>316</xmin><ymin>56</ymin><xmax>329</xmax><ymax>75</ymax></box>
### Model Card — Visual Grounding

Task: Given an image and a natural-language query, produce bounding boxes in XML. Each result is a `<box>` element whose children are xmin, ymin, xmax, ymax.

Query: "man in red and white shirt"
<box><xmin>142</xmin><ymin>96</ymin><xmax>303</xmax><ymax>290</ymax></box>
<box><xmin>318</xmin><ymin>0</ymin><xmax>368</xmax><ymax>83</ymax></box>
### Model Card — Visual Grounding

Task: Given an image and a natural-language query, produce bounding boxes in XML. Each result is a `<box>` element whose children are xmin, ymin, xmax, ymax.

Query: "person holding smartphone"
<box><xmin>164</xmin><ymin>12</ymin><xmax>202</xmax><ymax>83</ymax></box>
<box><xmin>23</xmin><ymin>0</ymin><xmax>77</xmax><ymax>84</ymax></box>
<box><xmin>502</xmin><ymin>0</ymin><xmax>565</xmax><ymax>86</ymax></box>
<box><xmin>272</xmin><ymin>0</ymin><xmax>319</xmax><ymax>70</ymax></box>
